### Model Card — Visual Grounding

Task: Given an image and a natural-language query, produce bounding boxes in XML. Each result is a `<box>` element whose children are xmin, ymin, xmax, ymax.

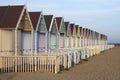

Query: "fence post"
<box><xmin>55</xmin><ymin>55</ymin><xmax>60</xmax><ymax>74</ymax></box>
<box><xmin>63</xmin><ymin>53</ymin><xmax>67</xmax><ymax>69</ymax></box>
<box><xmin>34</xmin><ymin>56</ymin><xmax>37</xmax><ymax>72</ymax></box>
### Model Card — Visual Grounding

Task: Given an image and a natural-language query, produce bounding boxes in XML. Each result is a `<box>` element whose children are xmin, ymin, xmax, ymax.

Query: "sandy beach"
<box><xmin>0</xmin><ymin>46</ymin><xmax>120</xmax><ymax>80</ymax></box>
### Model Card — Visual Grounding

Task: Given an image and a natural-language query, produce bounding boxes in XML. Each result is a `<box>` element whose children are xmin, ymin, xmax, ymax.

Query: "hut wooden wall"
<box><xmin>0</xmin><ymin>29</ymin><xmax>13</xmax><ymax>55</ymax></box>
<box><xmin>50</xmin><ymin>20</ymin><xmax>58</xmax><ymax>49</ymax></box>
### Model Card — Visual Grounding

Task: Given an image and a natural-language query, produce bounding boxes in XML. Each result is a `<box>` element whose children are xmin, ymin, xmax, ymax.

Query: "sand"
<box><xmin>0</xmin><ymin>46</ymin><xmax>120</xmax><ymax>80</ymax></box>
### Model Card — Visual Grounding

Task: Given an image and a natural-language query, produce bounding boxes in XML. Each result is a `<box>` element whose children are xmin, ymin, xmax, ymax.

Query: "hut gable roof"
<box><xmin>0</xmin><ymin>5</ymin><xmax>24</xmax><ymax>29</ymax></box>
<box><xmin>55</xmin><ymin>17</ymin><xmax>62</xmax><ymax>30</ymax></box>
<box><xmin>44</xmin><ymin>15</ymin><xmax>53</xmax><ymax>31</ymax></box>
<box><xmin>29</xmin><ymin>12</ymin><xmax>41</xmax><ymax>30</ymax></box>
<box><xmin>56</xmin><ymin>17</ymin><xmax>66</xmax><ymax>34</ymax></box>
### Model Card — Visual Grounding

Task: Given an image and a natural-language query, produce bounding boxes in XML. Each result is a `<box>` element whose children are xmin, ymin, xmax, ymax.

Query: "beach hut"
<box><xmin>79</xmin><ymin>27</ymin><xmax>83</xmax><ymax>48</ymax></box>
<box><xmin>104</xmin><ymin>35</ymin><xmax>108</xmax><ymax>49</ymax></box>
<box><xmin>29</xmin><ymin>12</ymin><xmax>47</xmax><ymax>54</ymax></box>
<box><xmin>82</xmin><ymin>28</ymin><xmax>86</xmax><ymax>48</ymax></box>
<box><xmin>101</xmin><ymin>34</ymin><xmax>107</xmax><ymax>50</ymax></box>
<box><xmin>81</xmin><ymin>28</ymin><xmax>88</xmax><ymax>59</ymax></box>
<box><xmin>92</xmin><ymin>31</ymin><xmax>99</xmax><ymax>54</ymax></box>
<box><xmin>70</xmin><ymin>24</ymin><xmax>76</xmax><ymax>48</ymax></box>
<box><xmin>89</xmin><ymin>30</ymin><xmax>93</xmax><ymax>47</ymax></box>
<box><xmin>65</xmin><ymin>22</ymin><xmax>72</xmax><ymax>48</ymax></box>
<box><xmin>0</xmin><ymin>5</ymin><xmax>33</xmax><ymax>55</ymax></box>
<box><xmin>55</xmin><ymin>17</ymin><xmax>66</xmax><ymax>48</ymax></box>
<box><xmin>86</xmin><ymin>28</ymin><xmax>90</xmax><ymax>47</ymax></box>
<box><xmin>105</xmin><ymin>35</ymin><xmax>107</xmax><ymax>45</ymax></box>
<box><xmin>87</xmin><ymin>29</ymin><xmax>93</xmax><ymax>56</ymax></box>
<box><xmin>91</xmin><ymin>30</ymin><xmax>95</xmax><ymax>47</ymax></box>
<box><xmin>90</xmin><ymin>30</ymin><xmax>96</xmax><ymax>55</ymax></box>
<box><xmin>75</xmin><ymin>25</ymin><xmax>80</xmax><ymax>48</ymax></box>
<box><xmin>44</xmin><ymin>15</ymin><xmax>58</xmax><ymax>51</ymax></box>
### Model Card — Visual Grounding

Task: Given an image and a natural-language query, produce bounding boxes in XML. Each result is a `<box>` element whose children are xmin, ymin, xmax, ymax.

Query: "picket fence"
<box><xmin>0</xmin><ymin>55</ymin><xmax>60</xmax><ymax>73</ymax></box>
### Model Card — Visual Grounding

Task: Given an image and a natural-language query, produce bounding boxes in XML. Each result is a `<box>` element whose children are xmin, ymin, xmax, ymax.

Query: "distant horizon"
<box><xmin>0</xmin><ymin>0</ymin><xmax>120</xmax><ymax>43</ymax></box>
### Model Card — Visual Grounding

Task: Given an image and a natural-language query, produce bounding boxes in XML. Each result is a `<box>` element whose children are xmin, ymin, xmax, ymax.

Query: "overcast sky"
<box><xmin>0</xmin><ymin>0</ymin><xmax>120</xmax><ymax>43</ymax></box>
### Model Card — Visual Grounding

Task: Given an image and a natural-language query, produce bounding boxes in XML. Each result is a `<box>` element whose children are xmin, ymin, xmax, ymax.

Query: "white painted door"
<box><xmin>37</xmin><ymin>33</ymin><xmax>46</xmax><ymax>52</ymax></box>
<box><xmin>21</xmin><ymin>31</ymin><xmax>31</xmax><ymax>54</ymax></box>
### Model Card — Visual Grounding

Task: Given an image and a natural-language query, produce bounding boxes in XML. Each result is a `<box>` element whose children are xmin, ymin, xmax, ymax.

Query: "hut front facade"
<box><xmin>75</xmin><ymin>25</ymin><xmax>80</xmax><ymax>48</ymax></box>
<box><xmin>65</xmin><ymin>22</ymin><xmax>72</xmax><ymax>48</ymax></box>
<box><xmin>0</xmin><ymin>5</ymin><xmax>33</xmax><ymax>55</ymax></box>
<box><xmin>29</xmin><ymin>12</ymin><xmax>47</xmax><ymax>53</ymax></box>
<box><xmin>44</xmin><ymin>15</ymin><xmax>58</xmax><ymax>51</ymax></box>
<box><xmin>79</xmin><ymin>27</ymin><xmax>83</xmax><ymax>48</ymax></box>
<box><xmin>55</xmin><ymin>17</ymin><xmax>66</xmax><ymax>48</ymax></box>
<box><xmin>70</xmin><ymin>24</ymin><xmax>76</xmax><ymax>48</ymax></box>
<box><xmin>82</xmin><ymin>28</ymin><xmax>86</xmax><ymax>48</ymax></box>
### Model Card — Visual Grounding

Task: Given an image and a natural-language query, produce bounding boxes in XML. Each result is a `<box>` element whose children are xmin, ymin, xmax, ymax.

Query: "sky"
<box><xmin>0</xmin><ymin>0</ymin><xmax>120</xmax><ymax>43</ymax></box>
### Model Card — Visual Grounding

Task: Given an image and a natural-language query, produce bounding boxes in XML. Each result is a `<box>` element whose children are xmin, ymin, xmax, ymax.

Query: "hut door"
<box><xmin>68</xmin><ymin>37</ymin><xmax>71</xmax><ymax>48</ymax></box>
<box><xmin>21</xmin><ymin>31</ymin><xmax>31</xmax><ymax>54</ymax></box>
<box><xmin>37</xmin><ymin>33</ymin><xmax>46</xmax><ymax>52</ymax></box>
<box><xmin>50</xmin><ymin>34</ymin><xmax>56</xmax><ymax>49</ymax></box>
<box><xmin>59</xmin><ymin>35</ymin><xmax>64</xmax><ymax>48</ymax></box>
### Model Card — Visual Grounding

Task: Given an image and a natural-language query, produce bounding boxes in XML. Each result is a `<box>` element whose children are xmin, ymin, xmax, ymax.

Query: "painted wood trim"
<box><xmin>31</xmin><ymin>30</ymin><xmax>34</xmax><ymax>55</ymax></box>
<box><xmin>15</xmin><ymin>30</ymin><xmax>17</xmax><ymax>56</ymax></box>
<box><xmin>34</xmin><ymin>32</ymin><xmax>37</xmax><ymax>54</ymax></box>
<box><xmin>15</xmin><ymin>5</ymin><xmax>25</xmax><ymax>30</ymax></box>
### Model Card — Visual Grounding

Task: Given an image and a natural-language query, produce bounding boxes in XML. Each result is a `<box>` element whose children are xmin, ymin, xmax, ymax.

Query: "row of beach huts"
<box><xmin>0</xmin><ymin>5</ymin><xmax>114</xmax><ymax>73</ymax></box>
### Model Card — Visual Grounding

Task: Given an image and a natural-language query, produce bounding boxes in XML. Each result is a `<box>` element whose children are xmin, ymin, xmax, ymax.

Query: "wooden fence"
<box><xmin>0</xmin><ymin>55</ymin><xmax>60</xmax><ymax>73</ymax></box>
